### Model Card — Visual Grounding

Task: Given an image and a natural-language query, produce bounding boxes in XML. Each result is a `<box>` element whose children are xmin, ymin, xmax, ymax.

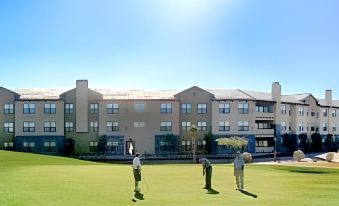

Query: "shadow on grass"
<box><xmin>238</xmin><ymin>189</ymin><xmax>258</xmax><ymax>198</ymax></box>
<box><xmin>205</xmin><ymin>188</ymin><xmax>220</xmax><ymax>195</ymax></box>
<box><xmin>132</xmin><ymin>191</ymin><xmax>144</xmax><ymax>202</ymax></box>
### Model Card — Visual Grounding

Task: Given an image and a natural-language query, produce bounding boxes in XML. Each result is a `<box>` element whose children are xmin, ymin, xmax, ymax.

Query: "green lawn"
<box><xmin>1</xmin><ymin>151</ymin><xmax>339</xmax><ymax>206</ymax></box>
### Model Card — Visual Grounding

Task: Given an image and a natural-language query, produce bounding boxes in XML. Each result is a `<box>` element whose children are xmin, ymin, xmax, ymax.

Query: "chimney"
<box><xmin>272</xmin><ymin>82</ymin><xmax>281</xmax><ymax>102</ymax></box>
<box><xmin>76</xmin><ymin>80</ymin><xmax>89</xmax><ymax>132</ymax></box>
<box><xmin>325</xmin><ymin>89</ymin><xmax>332</xmax><ymax>106</ymax></box>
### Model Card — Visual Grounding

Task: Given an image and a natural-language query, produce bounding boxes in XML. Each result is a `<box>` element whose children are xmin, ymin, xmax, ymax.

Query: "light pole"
<box><xmin>273</xmin><ymin>123</ymin><xmax>277</xmax><ymax>162</ymax></box>
<box><xmin>189</xmin><ymin>124</ymin><xmax>197</xmax><ymax>163</ymax></box>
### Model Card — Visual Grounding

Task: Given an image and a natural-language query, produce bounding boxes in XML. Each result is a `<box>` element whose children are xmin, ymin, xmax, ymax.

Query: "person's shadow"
<box><xmin>205</xmin><ymin>188</ymin><xmax>220</xmax><ymax>195</ymax></box>
<box><xmin>132</xmin><ymin>191</ymin><xmax>145</xmax><ymax>202</ymax></box>
<box><xmin>237</xmin><ymin>189</ymin><xmax>258</xmax><ymax>198</ymax></box>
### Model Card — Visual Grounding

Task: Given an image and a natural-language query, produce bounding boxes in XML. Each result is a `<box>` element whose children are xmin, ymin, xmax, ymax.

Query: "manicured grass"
<box><xmin>1</xmin><ymin>151</ymin><xmax>339</xmax><ymax>206</ymax></box>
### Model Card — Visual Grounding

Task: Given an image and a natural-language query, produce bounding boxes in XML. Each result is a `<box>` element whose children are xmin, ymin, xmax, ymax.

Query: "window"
<box><xmin>160</xmin><ymin>103</ymin><xmax>172</xmax><ymax>114</ymax></box>
<box><xmin>219</xmin><ymin>103</ymin><xmax>230</xmax><ymax>114</ymax></box>
<box><xmin>256</xmin><ymin>121</ymin><xmax>273</xmax><ymax>129</ymax></box>
<box><xmin>65</xmin><ymin>103</ymin><xmax>74</xmax><ymax>114</ymax></box>
<box><xmin>181</xmin><ymin>121</ymin><xmax>191</xmax><ymax>131</ymax></box>
<box><xmin>219</xmin><ymin>121</ymin><xmax>230</xmax><ymax>131</ymax></box>
<box><xmin>44</xmin><ymin>103</ymin><xmax>56</xmax><ymax>114</ymax></box>
<box><xmin>43</xmin><ymin>141</ymin><xmax>56</xmax><ymax>152</ymax></box>
<box><xmin>300</xmin><ymin>107</ymin><xmax>305</xmax><ymax>116</ymax></box>
<box><xmin>332</xmin><ymin>109</ymin><xmax>337</xmax><ymax>118</ymax></box>
<box><xmin>281</xmin><ymin>122</ymin><xmax>286</xmax><ymax>131</ymax></box>
<box><xmin>3</xmin><ymin>122</ymin><xmax>14</xmax><ymax>133</ymax></box>
<box><xmin>238</xmin><ymin>101</ymin><xmax>249</xmax><ymax>114</ymax></box>
<box><xmin>197</xmin><ymin>104</ymin><xmax>207</xmax><ymax>114</ymax></box>
<box><xmin>322</xmin><ymin>122</ymin><xmax>327</xmax><ymax>131</ymax></box>
<box><xmin>160</xmin><ymin>121</ymin><xmax>172</xmax><ymax>131</ymax></box>
<box><xmin>90</xmin><ymin>121</ymin><xmax>98</xmax><ymax>132</ymax></box>
<box><xmin>256</xmin><ymin>140</ymin><xmax>268</xmax><ymax>147</ymax></box>
<box><xmin>197</xmin><ymin>140</ymin><xmax>206</xmax><ymax>150</ymax></box>
<box><xmin>311</xmin><ymin>111</ymin><xmax>316</xmax><ymax>117</ymax></box>
<box><xmin>90</xmin><ymin>103</ymin><xmax>99</xmax><ymax>114</ymax></box>
<box><xmin>65</xmin><ymin>122</ymin><xmax>74</xmax><ymax>132</ymax></box>
<box><xmin>281</xmin><ymin>104</ymin><xmax>287</xmax><ymax>115</ymax></box>
<box><xmin>107</xmin><ymin>103</ymin><xmax>119</xmax><ymax>114</ymax></box>
<box><xmin>311</xmin><ymin>124</ymin><xmax>315</xmax><ymax>132</ymax></box>
<box><xmin>23</xmin><ymin>103</ymin><xmax>35</xmax><ymax>114</ymax></box>
<box><xmin>332</xmin><ymin>123</ymin><xmax>336</xmax><ymax>132</ymax></box>
<box><xmin>256</xmin><ymin>104</ymin><xmax>273</xmax><ymax>113</ymax></box>
<box><xmin>298</xmin><ymin>122</ymin><xmax>304</xmax><ymax>132</ymax></box>
<box><xmin>89</xmin><ymin>141</ymin><xmax>98</xmax><ymax>152</ymax></box>
<box><xmin>4</xmin><ymin>104</ymin><xmax>14</xmax><ymax>114</ymax></box>
<box><xmin>106</xmin><ymin>121</ymin><xmax>119</xmax><ymax>131</ymax></box>
<box><xmin>181</xmin><ymin>103</ymin><xmax>192</xmax><ymax>114</ymax></box>
<box><xmin>3</xmin><ymin>142</ymin><xmax>14</xmax><ymax>150</ymax></box>
<box><xmin>23</xmin><ymin>142</ymin><xmax>35</xmax><ymax>148</ymax></box>
<box><xmin>238</xmin><ymin>121</ymin><xmax>249</xmax><ymax>131</ymax></box>
<box><xmin>323</xmin><ymin>108</ymin><xmax>328</xmax><ymax>117</ymax></box>
<box><xmin>182</xmin><ymin>140</ymin><xmax>191</xmax><ymax>151</ymax></box>
<box><xmin>23</xmin><ymin>121</ymin><xmax>35</xmax><ymax>132</ymax></box>
<box><xmin>134</xmin><ymin>122</ymin><xmax>145</xmax><ymax>128</ymax></box>
<box><xmin>44</xmin><ymin>121</ymin><xmax>56</xmax><ymax>132</ymax></box>
<box><xmin>197</xmin><ymin>121</ymin><xmax>207</xmax><ymax>131</ymax></box>
<box><xmin>134</xmin><ymin>103</ymin><xmax>144</xmax><ymax>112</ymax></box>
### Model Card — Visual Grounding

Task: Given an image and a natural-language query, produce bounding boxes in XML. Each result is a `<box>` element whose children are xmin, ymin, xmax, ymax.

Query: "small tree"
<box><xmin>64</xmin><ymin>138</ymin><xmax>75</xmax><ymax>156</ymax></box>
<box><xmin>311</xmin><ymin>133</ymin><xmax>322</xmax><ymax>152</ymax></box>
<box><xmin>216</xmin><ymin>136</ymin><xmax>248</xmax><ymax>152</ymax></box>
<box><xmin>204</xmin><ymin>130</ymin><xmax>213</xmax><ymax>154</ymax></box>
<box><xmin>97</xmin><ymin>135</ymin><xmax>107</xmax><ymax>154</ymax></box>
<box><xmin>189</xmin><ymin>125</ymin><xmax>198</xmax><ymax>163</ymax></box>
<box><xmin>325</xmin><ymin>134</ymin><xmax>336</xmax><ymax>152</ymax></box>
<box><xmin>298</xmin><ymin>133</ymin><xmax>308</xmax><ymax>151</ymax></box>
<box><xmin>282</xmin><ymin>133</ymin><xmax>298</xmax><ymax>154</ymax></box>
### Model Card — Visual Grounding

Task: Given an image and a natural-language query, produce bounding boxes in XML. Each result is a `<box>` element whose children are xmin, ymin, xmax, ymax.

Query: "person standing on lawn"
<box><xmin>199</xmin><ymin>158</ymin><xmax>212</xmax><ymax>190</ymax></box>
<box><xmin>234</xmin><ymin>151</ymin><xmax>245</xmax><ymax>190</ymax></box>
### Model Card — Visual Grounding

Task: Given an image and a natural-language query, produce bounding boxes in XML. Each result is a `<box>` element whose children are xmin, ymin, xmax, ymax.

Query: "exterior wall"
<box><xmin>0</xmin><ymin>88</ymin><xmax>17</xmax><ymax>149</ymax></box>
<box><xmin>14</xmin><ymin>100</ymin><xmax>64</xmax><ymax>136</ymax></box>
<box><xmin>175</xmin><ymin>87</ymin><xmax>213</xmax><ymax>153</ymax></box>
<box><xmin>99</xmin><ymin>99</ymin><xmax>180</xmax><ymax>155</ymax></box>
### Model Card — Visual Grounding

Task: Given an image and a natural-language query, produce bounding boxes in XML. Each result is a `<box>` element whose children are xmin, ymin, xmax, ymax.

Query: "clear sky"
<box><xmin>1</xmin><ymin>0</ymin><xmax>339</xmax><ymax>99</ymax></box>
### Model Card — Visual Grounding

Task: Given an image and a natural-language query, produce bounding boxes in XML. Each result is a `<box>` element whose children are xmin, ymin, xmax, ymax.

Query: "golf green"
<box><xmin>1</xmin><ymin>151</ymin><xmax>338</xmax><ymax>206</ymax></box>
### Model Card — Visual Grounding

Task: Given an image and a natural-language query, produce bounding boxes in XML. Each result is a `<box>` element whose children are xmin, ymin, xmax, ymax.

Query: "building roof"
<box><xmin>281</xmin><ymin>93</ymin><xmax>312</xmax><ymax>104</ymax></box>
<box><xmin>14</xmin><ymin>89</ymin><xmax>64</xmax><ymax>100</ymax></box>
<box><xmin>95</xmin><ymin>89</ymin><xmax>177</xmax><ymax>100</ymax></box>
<box><xmin>208</xmin><ymin>89</ymin><xmax>253</xmax><ymax>100</ymax></box>
<box><xmin>239</xmin><ymin>90</ymin><xmax>273</xmax><ymax>101</ymax></box>
<box><xmin>318</xmin><ymin>99</ymin><xmax>339</xmax><ymax>107</ymax></box>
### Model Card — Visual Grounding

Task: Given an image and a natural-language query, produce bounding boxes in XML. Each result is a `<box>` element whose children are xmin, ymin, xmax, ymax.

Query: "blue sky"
<box><xmin>1</xmin><ymin>0</ymin><xmax>339</xmax><ymax>99</ymax></box>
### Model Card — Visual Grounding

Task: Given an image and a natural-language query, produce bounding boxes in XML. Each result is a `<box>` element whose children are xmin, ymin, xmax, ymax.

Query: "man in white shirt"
<box><xmin>133</xmin><ymin>153</ymin><xmax>142</xmax><ymax>192</ymax></box>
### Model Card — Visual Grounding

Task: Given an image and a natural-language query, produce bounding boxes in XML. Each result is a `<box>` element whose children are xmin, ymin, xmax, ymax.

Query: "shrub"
<box><xmin>326</xmin><ymin>152</ymin><xmax>335</xmax><ymax>162</ymax></box>
<box><xmin>242</xmin><ymin>152</ymin><xmax>252</xmax><ymax>163</ymax></box>
<box><xmin>293</xmin><ymin>150</ymin><xmax>305</xmax><ymax>162</ymax></box>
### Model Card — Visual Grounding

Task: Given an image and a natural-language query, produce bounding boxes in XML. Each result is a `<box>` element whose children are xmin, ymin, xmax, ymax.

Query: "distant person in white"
<box><xmin>133</xmin><ymin>153</ymin><xmax>142</xmax><ymax>192</ymax></box>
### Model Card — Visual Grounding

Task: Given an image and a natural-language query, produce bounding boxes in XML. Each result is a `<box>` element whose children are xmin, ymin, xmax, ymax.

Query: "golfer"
<box><xmin>233</xmin><ymin>151</ymin><xmax>245</xmax><ymax>190</ymax></box>
<box><xmin>199</xmin><ymin>158</ymin><xmax>212</xmax><ymax>190</ymax></box>
<box><xmin>133</xmin><ymin>153</ymin><xmax>142</xmax><ymax>192</ymax></box>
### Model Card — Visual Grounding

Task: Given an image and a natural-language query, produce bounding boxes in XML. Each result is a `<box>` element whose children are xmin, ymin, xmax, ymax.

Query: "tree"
<box><xmin>204</xmin><ymin>130</ymin><xmax>213</xmax><ymax>154</ymax></box>
<box><xmin>64</xmin><ymin>138</ymin><xmax>75</xmax><ymax>156</ymax></box>
<box><xmin>189</xmin><ymin>124</ymin><xmax>197</xmax><ymax>163</ymax></box>
<box><xmin>311</xmin><ymin>133</ymin><xmax>322</xmax><ymax>152</ymax></box>
<box><xmin>216</xmin><ymin>136</ymin><xmax>248</xmax><ymax>152</ymax></box>
<box><xmin>298</xmin><ymin>133</ymin><xmax>308</xmax><ymax>152</ymax></box>
<box><xmin>97</xmin><ymin>135</ymin><xmax>107</xmax><ymax>154</ymax></box>
<box><xmin>281</xmin><ymin>133</ymin><xmax>298</xmax><ymax>154</ymax></box>
<box><xmin>325</xmin><ymin>134</ymin><xmax>336</xmax><ymax>152</ymax></box>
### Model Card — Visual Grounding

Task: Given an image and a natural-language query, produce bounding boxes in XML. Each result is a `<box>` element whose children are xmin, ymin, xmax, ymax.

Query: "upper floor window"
<box><xmin>65</xmin><ymin>122</ymin><xmax>74</xmax><ymax>132</ymax></box>
<box><xmin>160</xmin><ymin>121</ymin><xmax>172</xmax><ymax>131</ymax></box>
<box><xmin>256</xmin><ymin>121</ymin><xmax>273</xmax><ymax>129</ymax></box>
<box><xmin>23</xmin><ymin>103</ymin><xmax>35</xmax><ymax>114</ymax></box>
<box><xmin>65</xmin><ymin>103</ymin><xmax>74</xmax><ymax>114</ymax></box>
<box><xmin>3</xmin><ymin>122</ymin><xmax>14</xmax><ymax>133</ymax></box>
<box><xmin>256</xmin><ymin>105</ymin><xmax>273</xmax><ymax>113</ymax></box>
<box><xmin>281</xmin><ymin>104</ymin><xmax>287</xmax><ymax>115</ymax></box>
<box><xmin>134</xmin><ymin>122</ymin><xmax>145</xmax><ymax>128</ymax></box>
<box><xmin>134</xmin><ymin>103</ymin><xmax>144</xmax><ymax>112</ymax></box>
<box><xmin>4</xmin><ymin>104</ymin><xmax>14</xmax><ymax>114</ymax></box>
<box><xmin>281</xmin><ymin>122</ymin><xmax>286</xmax><ymax>131</ymax></box>
<box><xmin>197</xmin><ymin>121</ymin><xmax>207</xmax><ymax>131</ymax></box>
<box><xmin>299</xmin><ymin>122</ymin><xmax>304</xmax><ymax>132</ymax></box>
<box><xmin>23</xmin><ymin>121</ymin><xmax>35</xmax><ymax>132</ymax></box>
<box><xmin>219</xmin><ymin>121</ymin><xmax>230</xmax><ymax>131</ymax></box>
<box><xmin>298</xmin><ymin>107</ymin><xmax>304</xmax><ymax>116</ymax></box>
<box><xmin>107</xmin><ymin>121</ymin><xmax>119</xmax><ymax>131</ymax></box>
<box><xmin>107</xmin><ymin>103</ymin><xmax>119</xmax><ymax>114</ymax></box>
<box><xmin>44</xmin><ymin>121</ymin><xmax>56</xmax><ymax>132</ymax></box>
<box><xmin>181</xmin><ymin>103</ymin><xmax>192</xmax><ymax>114</ymax></box>
<box><xmin>323</xmin><ymin>108</ymin><xmax>328</xmax><ymax>117</ymax></box>
<box><xmin>90</xmin><ymin>103</ymin><xmax>99</xmax><ymax>114</ymax></box>
<box><xmin>197</xmin><ymin>104</ymin><xmax>207</xmax><ymax>114</ymax></box>
<box><xmin>238</xmin><ymin>121</ymin><xmax>249</xmax><ymax>131</ymax></box>
<box><xmin>181</xmin><ymin>121</ymin><xmax>191</xmax><ymax>131</ymax></box>
<box><xmin>160</xmin><ymin>103</ymin><xmax>172</xmax><ymax>114</ymax></box>
<box><xmin>90</xmin><ymin>121</ymin><xmax>98</xmax><ymax>132</ymax></box>
<box><xmin>44</xmin><ymin>103</ymin><xmax>56</xmax><ymax>114</ymax></box>
<box><xmin>332</xmin><ymin>109</ymin><xmax>337</xmax><ymax>118</ymax></box>
<box><xmin>322</xmin><ymin>122</ymin><xmax>327</xmax><ymax>131</ymax></box>
<box><xmin>238</xmin><ymin>101</ymin><xmax>248</xmax><ymax>114</ymax></box>
<box><xmin>219</xmin><ymin>103</ymin><xmax>230</xmax><ymax>114</ymax></box>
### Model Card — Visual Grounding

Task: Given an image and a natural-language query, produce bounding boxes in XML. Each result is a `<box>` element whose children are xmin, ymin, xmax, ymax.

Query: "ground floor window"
<box><xmin>3</xmin><ymin>142</ymin><xmax>14</xmax><ymax>150</ymax></box>
<box><xmin>256</xmin><ymin>138</ymin><xmax>274</xmax><ymax>147</ymax></box>
<box><xmin>181</xmin><ymin>140</ymin><xmax>191</xmax><ymax>151</ymax></box>
<box><xmin>197</xmin><ymin>140</ymin><xmax>206</xmax><ymax>150</ymax></box>
<box><xmin>43</xmin><ymin>141</ymin><xmax>56</xmax><ymax>152</ymax></box>
<box><xmin>89</xmin><ymin>141</ymin><xmax>98</xmax><ymax>152</ymax></box>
